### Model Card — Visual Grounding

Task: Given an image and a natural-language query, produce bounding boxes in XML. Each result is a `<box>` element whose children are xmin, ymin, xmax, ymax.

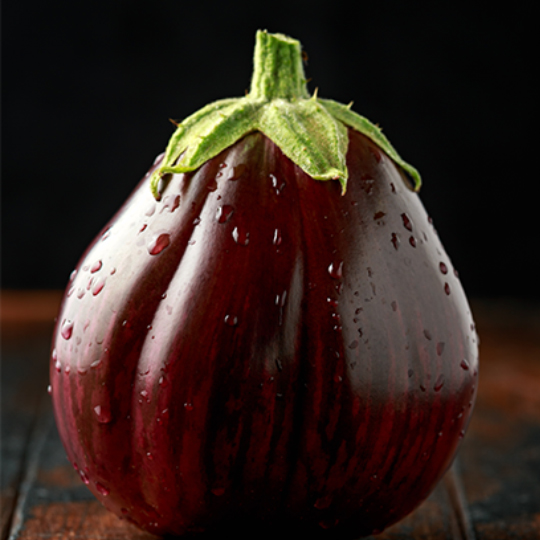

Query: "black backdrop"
<box><xmin>2</xmin><ymin>1</ymin><xmax>537</xmax><ymax>302</ymax></box>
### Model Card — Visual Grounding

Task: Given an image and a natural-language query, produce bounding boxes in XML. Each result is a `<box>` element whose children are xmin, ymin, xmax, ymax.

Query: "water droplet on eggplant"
<box><xmin>328</xmin><ymin>261</ymin><xmax>343</xmax><ymax>279</ymax></box>
<box><xmin>147</xmin><ymin>233</ymin><xmax>171</xmax><ymax>255</ymax></box>
<box><xmin>433</xmin><ymin>374</ymin><xmax>445</xmax><ymax>392</ymax></box>
<box><xmin>232</xmin><ymin>227</ymin><xmax>249</xmax><ymax>245</ymax></box>
<box><xmin>61</xmin><ymin>320</ymin><xmax>74</xmax><ymax>340</ymax></box>
<box><xmin>96</xmin><ymin>482</ymin><xmax>110</xmax><ymax>496</ymax></box>
<box><xmin>216</xmin><ymin>205</ymin><xmax>234</xmax><ymax>223</ymax></box>
<box><xmin>401</xmin><ymin>213</ymin><xmax>413</xmax><ymax>231</ymax></box>
<box><xmin>224</xmin><ymin>314</ymin><xmax>238</xmax><ymax>326</ymax></box>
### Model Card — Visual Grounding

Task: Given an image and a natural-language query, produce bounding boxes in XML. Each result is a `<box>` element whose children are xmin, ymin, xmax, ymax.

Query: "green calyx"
<box><xmin>150</xmin><ymin>30</ymin><xmax>421</xmax><ymax>198</ymax></box>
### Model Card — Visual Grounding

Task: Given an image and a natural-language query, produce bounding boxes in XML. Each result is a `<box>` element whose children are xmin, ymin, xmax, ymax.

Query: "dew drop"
<box><xmin>391</xmin><ymin>301</ymin><xmax>398</xmax><ymax>312</ymax></box>
<box><xmin>160</xmin><ymin>194</ymin><xmax>181</xmax><ymax>213</ymax></box>
<box><xmin>460</xmin><ymin>359</ymin><xmax>470</xmax><ymax>370</ymax></box>
<box><xmin>434</xmin><ymin>374</ymin><xmax>445</xmax><ymax>392</ymax></box>
<box><xmin>401</xmin><ymin>213</ymin><xmax>413</xmax><ymax>231</ymax></box>
<box><xmin>224</xmin><ymin>314</ymin><xmax>238</xmax><ymax>326</ymax></box>
<box><xmin>147</xmin><ymin>233</ymin><xmax>171</xmax><ymax>255</ymax></box>
<box><xmin>273</xmin><ymin>228</ymin><xmax>282</xmax><ymax>246</ymax></box>
<box><xmin>92</xmin><ymin>278</ymin><xmax>106</xmax><ymax>296</ymax></box>
<box><xmin>436</xmin><ymin>342</ymin><xmax>445</xmax><ymax>356</ymax></box>
<box><xmin>408</xmin><ymin>369</ymin><xmax>414</xmax><ymax>378</ymax></box>
<box><xmin>348</xmin><ymin>340</ymin><xmax>359</xmax><ymax>349</ymax></box>
<box><xmin>409</xmin><ymin>236</ymin><xmax>417</xmax><ymax>247</ymax></box>
<box><xmin>439</xmin><ymin>262</ymin><xmax>448</xmax><ymax>274</ymax></box>
<box><xmin>184</xmin><ymin>402</ymin><xmax>194</xmax><ymax>411</ymax></box>
<box><xmin>328</xmin><ymin>261</ymin><xmax>343</xmax><ymax>279</ymax></box>
<box><xmin>94</xmin><ymin>405</ymin><xmax>112</xmax><ymax>423</ymax></box>
<box><xmin>96</xmin><ymin>482</ymin><xmax>110</xmax><ymax>496</ymax></box>
<box><xmin>145</xmin><ymin>204</ymin><xmax>156</xmax><ymax>217</ymax></box>
<box><xmin>47</xmin><ymin>384</ymin><xmax>52</xmax><ymax>394</ymax></box>
<box><xmin>423</xmin><ymin>329</ymin><xmax>432</xmax><ymax>340</ymax></box>
<box><xmin>232</xmin><ymin>227</ymin><xmax>249</xmax><ymax>245</ymax></box>
<box><xmin>391</xmin><ymin>232</ymin><xmax>400</xmax><ymax>250</ymax></box>
<box><xmin>444</xmin><ymin>282</ymin><xmax>451</xmax><ymax>295</ymax></box>
<box><xmin>90</xmin><ymin>260</ymin><xmax>102</xmax><ymax>273</ymax></box>
<box><xmin>373</xmin><ymin>211</ymin><xmax>386</xmax><ymax>221</ymax></box>
<box><xmin>216</xmin><ymin>204</ymin><xmax>234</xmax><ymax>223</ymax></box>
<box><xmin>79</xmin><ymin>470</ymin><xmax>90</xmax><ymax>484</ymax></box>
<box><xmin>61</xmin><ymin>320</ymin><xmax>74</xmax><ymax>340</ymax></box>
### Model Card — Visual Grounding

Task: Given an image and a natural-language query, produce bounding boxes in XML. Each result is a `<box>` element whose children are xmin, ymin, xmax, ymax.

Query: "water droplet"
<box><xmin>373</xmin><ymin>211</ymin><xmax>386</xmax><ymax>221</ymax></box>
<box><xmin>145</xmin><ymin>204</ymin><xmax>156</xmax><ymax>217</ymax></box>
<box><xmin>184</xmin><ymin>402</ymin><xmax>193</xmax><ymax>411</ymax></box>
<box><xmin>90</xmin><ymin>359</ymin><xmax>102</xmax><ymax>369</ymax></box>
<box><xmin>47</xmin><ymin>384</ymin><xmax>52</xmax><ymax>394</ymax></box>
<box><xmin>96</xmin><ymin>482</ymin><xmax>110</xmax><ymax>496</ymax></box>
<box><xmin>61</xmin><ymin>320</ymin><xmax>74</xmax><ymax>340</ymax></box>
<box><xmin>328</xmin><ymin>261</ymin><xmax>343</xmax><ymax>279</ymax></box>
<box><xmin>270</xmin><ymin>174</ymin><xmax>286</xmax><ymax>194</ymax></box>
<box><xmin>348</xmin><ymin>340</ymin><xmax>359</xmax><ymax>349</ymax></box>
<box><xmin>94</xmin><ymin>405</ymin><xmax>112</xmax><ymax>423</ymax></box>
<box><xmin>273</xmin><ymin>228</ymin><xmax>282</xmax><ymax>246</ymax></box>
<box><xmin>391</xmin><ymin>301</ymin><xmax>398</xmax><ymax>312</ymax></box>
<box><xmin>90</xmin><ymin>260</ymin><xmax>102</xmax><ymax>273</ymax></box>
<box><xmin>444</xmin><ymin>282</ymin><xmax>451</xmax><ymax>295</ymax></box>
<box><xmin>216</xmin><ymin>204</ymin><xmax>234</xmax><ymax>223</ymax></box>
<box><xmin>207</xmin><ymin>178</ymin><xmax>218</xmax><ymax>192</ymax></box>
<box><xmin>436</xmin><ymin>342</ymin><xmax>445</xmax><ymax>356</ymax></box>
<box><xmin>409</xmin><ymin>236</ymin><xmax>417</xmax><ymax>247</ymax></box>
<box><xmin>224</xmin><ymin>314</ymin><xmax>238</xmax><ymax>326</ymax></box>
<box><xmin>92</xmin><ymin>278</ymin><xmax>106</xmax><ymax>296</ymax></box>
<box><xmin>147</xmin><ymin>233</ymin><xmax>171</xmax><ymax>255</ymax></box>
<box><xmin>423</xmin><ymin>329</ymin><xmax>432</xmax><ymax>340</ymax></box>
<box><xmin>232</xmin><ymin>227</ymin><xmax>249</xmax><ymax>245</ymax></box>
<box><xmin>439</xmin><ymin>262</ymin><xmax>448</xmax><ymax>274</ymax></box>
<box><xmin>401</xmin><ymin>213</ymin><xmax>413</xmax><ymax>231</ymax></box>
<box><xmin>160</xmin><ymin>194</ymin><xmax>181</xmax><ymax>213</ymax></box>
<box><xmin>390</xmin><ymin>182</ymin><xmax>396</xmax><ymax>193</ymax></box>
<box><xmin>408</xmin><ymin>369</ymin><xmax>414</xmax><ymax>378</ymax></box>
<box><xmin>391</xmin><ymin>233</ymin><xmax>400</xmax><ymax>250</ymax></box>
<box><xmin>79</xmin><ymin>470</ymin><xmax>90</xmax><ymax>484</ymax></box>
<box><xmin>460</xmin><ymin>359</ymin><xmax>470</xmax><ymax>370</ymax></box>
<box><xmin>434</xmin><ymin>374</ymin><xmax>445</xmax><ymax>392</ymax></box>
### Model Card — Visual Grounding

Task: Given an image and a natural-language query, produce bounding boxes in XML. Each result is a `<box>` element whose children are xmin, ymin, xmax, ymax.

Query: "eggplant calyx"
<box><xmin>150</xmin><ymin>30</ymin><xmax>421</xmax><ymax>199</ymax></box>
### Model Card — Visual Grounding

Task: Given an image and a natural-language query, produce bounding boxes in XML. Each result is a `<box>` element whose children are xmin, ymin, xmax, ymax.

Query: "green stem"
<box><xmin>248</xmin><ymin>30</ymin><xmax>310</xmax><ymax>101</ymax></box>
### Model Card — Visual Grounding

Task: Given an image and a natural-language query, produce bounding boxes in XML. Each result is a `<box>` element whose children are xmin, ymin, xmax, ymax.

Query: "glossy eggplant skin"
<box><xmin>50</xmin><ymin>129</ymin><xmax>478</xmax><ymax>538</ymax></box>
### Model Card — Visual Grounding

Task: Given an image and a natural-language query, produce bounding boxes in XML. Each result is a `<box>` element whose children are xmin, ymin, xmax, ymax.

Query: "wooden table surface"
<box><xmin>1</xmin><ymin>291</ymin><xmax>539</xmax><ymax>540</ymax></box>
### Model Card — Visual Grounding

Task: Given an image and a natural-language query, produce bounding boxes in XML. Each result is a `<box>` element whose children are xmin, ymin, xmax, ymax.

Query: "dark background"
<box><xmin>2</xmin><ymin>1</ymin><xmax>537</xmax><ymax>303</ymax></box>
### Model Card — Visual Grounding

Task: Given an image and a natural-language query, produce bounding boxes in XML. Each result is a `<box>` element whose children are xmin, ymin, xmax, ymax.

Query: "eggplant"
<box><xmin>50</xmin><ymin>31</ymin><xmax>478</xmax><ymax>538</ymax></box>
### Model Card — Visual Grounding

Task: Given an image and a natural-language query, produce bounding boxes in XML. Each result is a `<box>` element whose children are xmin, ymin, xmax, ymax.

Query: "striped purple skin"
<box><xmin>50</xmin><ymin>129</ymin><xmax>478</xmax><ymax>538</ymax></box>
